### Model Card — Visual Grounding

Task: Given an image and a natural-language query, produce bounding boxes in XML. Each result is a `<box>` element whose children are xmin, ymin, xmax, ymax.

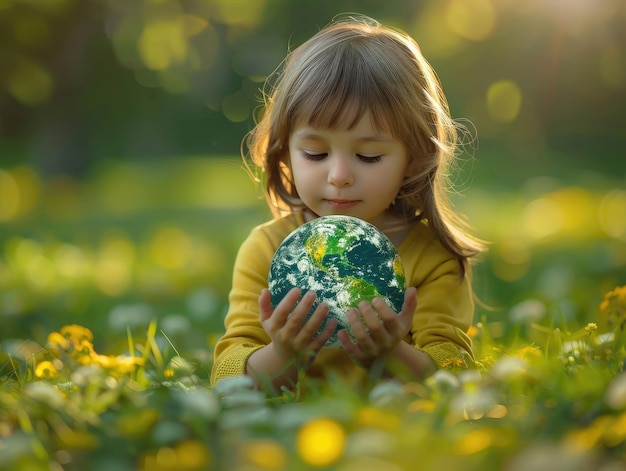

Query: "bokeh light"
<box><xmin>5</xmin><ymin>55</ymin><xmax>53</xmax><ymax>106</ymax></box>
<box><xmin>297</xmin><ymin>418</ymin><xmax>346</xmax><ymax>467</ymax></box>
<box><xmin>243</xmin><ymin>439</ymin><xmax>288</xmax><ymax>470</ymax></box>
<box><xmin>445</xmin><ymin>0</ymin><xmax>496</xmax><ymax>42</ymax></box>
<box><xmin>0</xmin><ymin>169</ymin><xmax>19</xmax><ymax>221</ymax></box>
<box><xmin>221</xmin><ymin>90</ymin><xmax>250</xmax><ymax>123</ymax></box>
<box><xmin>0</xmin><ymin>166</ymin><xmax>41</xmax><ymax>221</ymax></box>
<box><xmin>486</xmin><ymin>80</ymin><xmax>522</xmax><ymax>123</ymax></box>
<box><xmin>54</xmin><ymin>244</ymin><xmax>89</xmax><ymax>280</ymax></box>
<box><xmin>212</xmin><ymin>0</ymin><xmax>267</xmax><ymax>25</ymax></box>
<box><xmin>95</xmin><ymin>230</ymin><xmax>136</xmax><ymax>296</ymax></box>
<box><xmin>599</xmin><ymin>190</ymin><xmax>626</xmax><ymax>239</ymax></box>
<box><xmin>454</xmin><ymin>429</ymin><xmax>493</xmax><ymax>455</ymax></box>
<box><xmin>149</xmin><ymin>226</ymin><xmax>193</xmax><ymax>270</ymax></box>
<box><xmin>411</xmin><ymin>4</ymin><xmax>464</xmax><ymax>57</ymax></box>
<box><xmin>139</xmin><ymin>18</ymin><xmax>190</xmax><ymax>72</ymax></box>
<box><xmin>522</xmin><ymin>187</ymin><xmax>597</xmax><ymax>241</ymax></box>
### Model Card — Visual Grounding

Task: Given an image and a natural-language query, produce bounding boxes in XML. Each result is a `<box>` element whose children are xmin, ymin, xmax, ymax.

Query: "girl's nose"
<box><xmin>327</xmin><ymin>156</ymin><xmax>354</xmax><ymax>187</ymax></box>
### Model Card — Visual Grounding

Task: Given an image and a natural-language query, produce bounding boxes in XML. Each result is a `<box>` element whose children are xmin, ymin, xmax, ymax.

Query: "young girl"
<box><xmin>211</xmin><ymin>15</ymin><xmax>485</xmax><ymax>392</ymax></box>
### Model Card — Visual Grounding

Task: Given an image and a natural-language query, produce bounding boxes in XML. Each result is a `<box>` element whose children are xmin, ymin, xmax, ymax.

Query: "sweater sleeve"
<box><xmin>210</xmin><ymin>227</ymin><xmax>274</xmax><ymax>386</ymax></box>
<box><xmin>402</xmin><ymin>229</ymin><xmax>476</xmax><ymax>369</ymax></box>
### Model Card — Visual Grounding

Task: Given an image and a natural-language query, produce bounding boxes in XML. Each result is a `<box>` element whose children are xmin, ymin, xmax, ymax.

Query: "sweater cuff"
<box><xmin>211</xmin><ymin>344</ymin><xmax>264</xmax><ymax>387</ymax></box>
<box><xmin>418</xmin><ymin>341</ymin><xmax>475</xmax><ymax>369</ymax></box>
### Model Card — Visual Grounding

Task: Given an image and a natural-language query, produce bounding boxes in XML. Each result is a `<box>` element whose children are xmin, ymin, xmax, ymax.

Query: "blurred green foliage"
<box><xmin>0</xmin><ymin>0</ymin><xmax>624</xmax><ymax>179</ymax></box>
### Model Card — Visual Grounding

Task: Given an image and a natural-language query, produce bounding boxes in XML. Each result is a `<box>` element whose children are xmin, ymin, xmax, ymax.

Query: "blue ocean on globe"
<box><xmin>268</xmin><ymin>215</ymin><xmax>406</xmax><ymax>348</ymax></box>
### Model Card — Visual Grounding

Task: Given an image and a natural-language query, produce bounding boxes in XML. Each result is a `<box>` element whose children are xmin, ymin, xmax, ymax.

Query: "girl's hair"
<box><xmin>244</xmin><ymin>14</ymin><xmax>486</xmax><ymax>266</ymax></box>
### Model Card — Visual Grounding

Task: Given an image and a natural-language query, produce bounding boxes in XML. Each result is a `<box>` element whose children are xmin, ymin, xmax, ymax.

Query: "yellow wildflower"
<box><xmin>467</xmin><ymin>325</ymin><xmax>480</xmax><ymax>338</ymax></box>
<box><xmin>35</xmin><ymin>360</ymin><xmax>59</xmax><ymax>379</ymax></box>
<box><xmin>585</xmin><ymin>322</ymin><xmax>598</xmax><ymax>333</ymax></box>
<box><xmin>94</xmin><ymin>354</ymin><xmax>144</xmax><ymax>373</ymax></box>
<box><xmin>94</xmin><ymin>354</ymin><xmax>117</xmax><ymax>369</ymax></box>
<box><xmin>599</xmin><ymin>285</ymin><xmax>626</xmax><ymax>330</ymax></box>
<box><xmin>297</xmin><ymin>418</ymin><xmax>345</xmax><ymax>467</ymax></box>
<box><xmin>47</xmin><ymin>331</ymin><xmax>70</xmax><ymax>354</ymax></box>
<box><xmin>72</xmin><ymin>339</ymin><xmax>97</xmax><ymax>364</ymax></box>
<box><xmin>112</xmin><ymin>355</ymin><xmax>145</xmax><ymax>374</ymax></box>
<box><xmin>60</xmin><ymin>324</ymin><xmax>94</xmax><ymax>346</ymax></box>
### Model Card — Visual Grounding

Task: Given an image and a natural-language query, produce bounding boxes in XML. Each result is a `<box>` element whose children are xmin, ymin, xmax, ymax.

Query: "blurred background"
<box><xmin>1</xmin><ymin>0</ymin><xmax>625</xmax><ymax>357</ymax></box>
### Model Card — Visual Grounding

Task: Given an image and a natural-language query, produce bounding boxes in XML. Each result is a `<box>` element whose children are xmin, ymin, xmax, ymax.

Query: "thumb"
<box><xmin>400</xmin><ymin>287</ymin><xmax>417</xmax><ymax>321</ymax></box>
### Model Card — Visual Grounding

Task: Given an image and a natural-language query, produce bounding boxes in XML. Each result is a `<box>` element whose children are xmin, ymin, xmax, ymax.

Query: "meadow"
<box><xmin>1</xmin><ymin>157</ymin><xmax>625</xmax><ymax>471</ymax></box>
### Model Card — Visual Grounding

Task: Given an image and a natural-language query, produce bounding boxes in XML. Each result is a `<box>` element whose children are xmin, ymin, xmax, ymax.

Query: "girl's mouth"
<box><xmin>325</xmin><ymin>199</ymin><xmax>360</xmax><ymax>210</ymax></box>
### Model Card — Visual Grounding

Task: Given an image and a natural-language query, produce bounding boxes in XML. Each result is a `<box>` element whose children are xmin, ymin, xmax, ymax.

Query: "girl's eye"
<box><xmin>357</xmin><ymin>154</ymin><xmax>382</xmax><ymax>163</ymax></box>
<box><xmin>301</xmin><ymin>151</ymin><xmax>327</xmax><ymax>161</ymax></box>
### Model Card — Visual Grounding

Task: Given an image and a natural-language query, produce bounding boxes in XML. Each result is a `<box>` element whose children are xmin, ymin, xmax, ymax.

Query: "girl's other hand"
<box><xmin>337</xmin><ymin>286</ymin><xmax>417</xmax><ymax>368</ymax></box>
<box><xmin>258</xmin><ymin>288</ymin><xmax>336</xmax><ymax>367</ymax></box>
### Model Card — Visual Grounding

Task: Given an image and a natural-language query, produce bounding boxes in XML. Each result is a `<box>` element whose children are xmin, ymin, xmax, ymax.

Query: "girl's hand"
<box><xmin>258</xmin><ymin>288</ymin><xmax>337</xmax><ymax>367</ymax></box>
<box><xmin>337</xmin><ymin>287</ymin><xmax>417</xmax><ymax>368</ymax></box>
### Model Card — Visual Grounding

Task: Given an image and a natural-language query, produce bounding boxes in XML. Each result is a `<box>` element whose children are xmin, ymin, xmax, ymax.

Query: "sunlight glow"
<box><xmin>445</xmin><ymin>0</ymin><xmax>496</xmax><ymax>41</ymax></box>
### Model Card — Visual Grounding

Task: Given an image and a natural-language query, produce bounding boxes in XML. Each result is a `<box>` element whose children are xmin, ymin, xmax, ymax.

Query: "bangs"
<box><xmin>286</xmin><ymin>40</ymin><xmax>398</xmax><ymax>134</ymax></box>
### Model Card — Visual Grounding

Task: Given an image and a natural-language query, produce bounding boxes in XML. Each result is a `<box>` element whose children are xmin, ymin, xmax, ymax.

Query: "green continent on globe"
<box><xmin>268</xmin><ymin>215</ymin><xmax>406</xmax><ymax>348</ymax></box>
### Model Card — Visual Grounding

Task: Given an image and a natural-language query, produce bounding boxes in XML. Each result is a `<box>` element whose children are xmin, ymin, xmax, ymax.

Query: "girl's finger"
<box><xmin>346</xmin><ymin>308</ymin><xmax>376</xmax><ymax>349</ymax></box>
<box><xmin>396</xmin><ymin>286</ymin><xmax>417</xmax><ymax>328</ymax></box>
<box><xmin>258</xmin><ymin>289</ymin><xmax>275</xmax><ymax>322</ymax></box>
<box><xmin>295</xmin><ymin>301</ymin><xmax>329</xmax><ymax>343</ymax></box>
<box><xmin>271</xmin><ymin>287</ymin><xmax>304</xmax><ymax>326</ymax></box>
<box><xmin>338</xmin><ymin>329</ymin><xmax>361</xmax><ymax>357</ymax></box>
<box><xmin>359</xmin><ymin>300</ymin><xmax>387</xmax><ymax>336</ymax></box>
<box><xmin>286</xmin><ymin>290</ymin><xmax>317</xmax><ymax>327</ymax></box>
<box><xmin>309</xmin><ymin>317</ymin><xmax>338</xmax><ymax>350</ymax></box>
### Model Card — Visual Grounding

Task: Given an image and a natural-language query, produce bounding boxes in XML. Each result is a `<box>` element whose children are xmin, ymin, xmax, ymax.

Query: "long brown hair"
<box><xmin>244</xmin><ymin>15</ymin><xmax>486</xmax><ymax>267</ymax></box>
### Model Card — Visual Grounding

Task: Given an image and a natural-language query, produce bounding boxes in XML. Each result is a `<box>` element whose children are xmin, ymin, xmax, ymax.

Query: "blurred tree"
<box><xmin>0</xmin><ymin>0</ymin><xmax>624</xmax><ymax>180</ymax></box>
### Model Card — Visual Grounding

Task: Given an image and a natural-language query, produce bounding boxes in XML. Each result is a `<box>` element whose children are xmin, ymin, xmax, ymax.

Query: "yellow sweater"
<box><xmin>211</xmin><ymin>213</ymin><xmax>475</xmax><ymax>387</ymax></box>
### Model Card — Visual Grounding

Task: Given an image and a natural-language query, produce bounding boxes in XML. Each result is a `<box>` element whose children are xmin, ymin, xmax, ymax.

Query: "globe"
<box><xmin>268</xmin><ymin>215</ymin><xmax>406</xmax><ymax>348</ymax></box>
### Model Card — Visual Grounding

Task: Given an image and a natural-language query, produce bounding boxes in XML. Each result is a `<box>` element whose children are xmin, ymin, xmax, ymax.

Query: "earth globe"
<box><xmin>268</xmin><ymin>215</ymin><xmax>406</xmax><ymax>348</ymax></box>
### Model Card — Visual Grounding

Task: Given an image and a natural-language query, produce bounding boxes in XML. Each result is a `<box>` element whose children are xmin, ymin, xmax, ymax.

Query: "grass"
<box><xmin>2</xmin><ymin>298</ymin><xmax>625</xmax><ymax>470</ymax></box>
<box><xmin>1</xmin><ymin>158</ymin><xmax>625</xmax><ymax>470</ymax></box>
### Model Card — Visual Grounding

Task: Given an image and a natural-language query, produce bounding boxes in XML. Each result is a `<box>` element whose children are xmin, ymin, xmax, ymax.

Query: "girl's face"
<box><xmin>288</xmin><ymin>111</ymin><xmax>410</xmax><ymax>229</ymax></box>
